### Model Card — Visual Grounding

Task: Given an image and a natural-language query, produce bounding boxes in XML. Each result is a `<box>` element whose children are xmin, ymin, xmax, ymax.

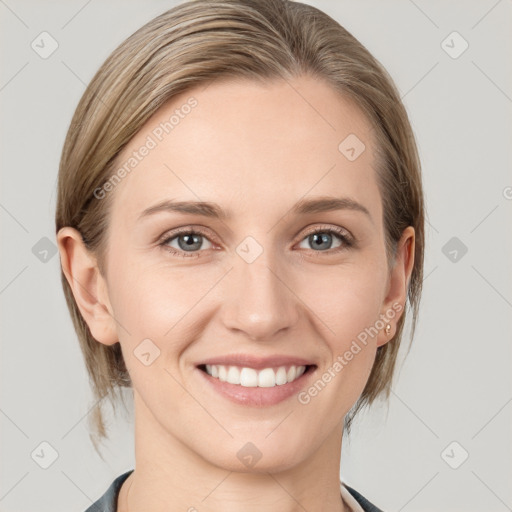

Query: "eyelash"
<box><xmin>157</xmin><ymin>225</ymin><xmax>355</xmax><ymax>259</ymax></box>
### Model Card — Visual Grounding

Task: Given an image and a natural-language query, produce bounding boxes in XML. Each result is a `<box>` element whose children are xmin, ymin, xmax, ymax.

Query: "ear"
<box><xmin>56</xmin><ymin>227</ymin><xmax>118</xmax><ymax>346</ymax></box>
<box><xmin>376</xmin><ymin>226</ymin><xmax>415</xmax><ymax>348</ymax></box>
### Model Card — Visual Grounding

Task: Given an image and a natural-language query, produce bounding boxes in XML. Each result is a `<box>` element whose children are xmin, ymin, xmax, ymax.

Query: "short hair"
<box><xmin>55</xmin><ymin>0</ymin><xmax>425</xmax><ymax>456</ymax></box>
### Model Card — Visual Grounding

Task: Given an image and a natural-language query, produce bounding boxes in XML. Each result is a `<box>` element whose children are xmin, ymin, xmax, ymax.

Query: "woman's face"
<box><xmin>74</xmin><ymin>75</ymin><xmax>413</xmax><ymax>472</ymax></box>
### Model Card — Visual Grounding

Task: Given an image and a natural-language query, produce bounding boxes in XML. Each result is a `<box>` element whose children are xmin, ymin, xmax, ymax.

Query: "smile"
<box><xmin>196</xmin><ymin>354</ymin><xmax>317</xmax><ymax>406</ymax></box>
<box><xmin>203</xmin><ymin>364</ymin><xmax>307</xmax><ymax>387</ymax></box>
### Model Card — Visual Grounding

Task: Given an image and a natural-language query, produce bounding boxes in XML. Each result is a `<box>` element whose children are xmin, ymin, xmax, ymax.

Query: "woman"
<box><xmin>55</xmin><ymin>0</ymin><xmax>424</xmax><ymax>510</ymax></box>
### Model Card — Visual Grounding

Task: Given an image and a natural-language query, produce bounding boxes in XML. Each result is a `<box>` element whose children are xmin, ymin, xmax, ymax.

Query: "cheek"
<box><xmin>107</xmin><ymin>264</ymin><xmax>202</xmax><ymax>404</ymax></box>
<box><xmin>107</xmin><ymin>257</ymin><xmax>222</xmax><ymax>351</ymax></box>
<box><xmin>296</xmin><ymin>262</ymin><xmax>387</xmax><ymax>344</ymax></box>
<box><xmin>295</xmin><ymin>263</ymin><xmax>386</xmax><ymax>395</ymax></box>
<box><xmin>291</xmin><ymin>270</ymin><xmax>384</xmax><ymax>430</ymax></box>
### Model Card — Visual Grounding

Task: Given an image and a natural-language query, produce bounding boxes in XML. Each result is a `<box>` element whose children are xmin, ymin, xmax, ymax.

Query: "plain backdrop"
<box><xmin>1</xmin><ymin>1</ymin><xmax>511</xmax><ymax>511</ymax></box>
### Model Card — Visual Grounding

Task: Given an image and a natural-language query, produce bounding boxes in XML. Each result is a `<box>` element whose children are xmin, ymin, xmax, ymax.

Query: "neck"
<box><xmin>119</xmin><ymin>391</ymin><xmax>347</xmax><ymax>512</ymax></box>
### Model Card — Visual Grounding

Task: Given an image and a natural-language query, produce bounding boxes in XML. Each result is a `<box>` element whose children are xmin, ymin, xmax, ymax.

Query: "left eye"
<box><xmin>297</xmin><ymin>229</ymin><xmax>346</xmax><ymax>252</ymax></box>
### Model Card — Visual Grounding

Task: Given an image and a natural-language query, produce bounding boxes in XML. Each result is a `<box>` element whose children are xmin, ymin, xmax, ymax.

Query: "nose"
<box><xmin>220</xmin><ymin>247</ymin><xmax>300</xmax><ymax>341</ymax></box>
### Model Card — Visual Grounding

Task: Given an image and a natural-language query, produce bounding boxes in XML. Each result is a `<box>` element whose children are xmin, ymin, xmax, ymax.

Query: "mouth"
<box><xmin>197</xmin><ymin>363</ymin><xmax>315</xmax><ymax>388</ymax></box>
<box><xmin>195</xmin><ymin>356</ymin><xmax>317</xmax><ymax>407</ymax></box>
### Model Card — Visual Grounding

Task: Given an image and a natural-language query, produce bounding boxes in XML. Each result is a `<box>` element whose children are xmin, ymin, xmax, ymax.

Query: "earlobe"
<box><xmin>377</xmin><ymin>226</ymin><xmax>415</xmax><ymax>348</ymax></box>
<box><xmin>56</xmin><ymin>227</ymin><xmax>118</xmax><ymax>346</ymax></box>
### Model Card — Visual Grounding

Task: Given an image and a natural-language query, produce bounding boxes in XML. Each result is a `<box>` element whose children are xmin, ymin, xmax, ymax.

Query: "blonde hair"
<box><xmin>55</xmin><ymin>0</ymin><xmax>424</xmax><ymax>456</ymax></box>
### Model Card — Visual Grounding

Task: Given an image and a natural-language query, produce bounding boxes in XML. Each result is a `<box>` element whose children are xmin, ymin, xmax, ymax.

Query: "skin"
<box><xmin>57</xmin><ymin>75</ymin><xmax>414</xmax><ymax>512</ymax></box>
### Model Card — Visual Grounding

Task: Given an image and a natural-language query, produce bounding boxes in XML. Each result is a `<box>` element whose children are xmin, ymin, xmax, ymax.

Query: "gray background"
<box><xmin>1</xmin><ymin>1</ymin><xmax>511</xmax><ymax>511</ymax></box>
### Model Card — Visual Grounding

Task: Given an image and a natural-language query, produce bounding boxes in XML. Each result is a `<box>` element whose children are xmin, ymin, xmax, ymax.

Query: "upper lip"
<box><xmin>196</xmin><ymin>354</ymin><xmax>315</xmax><ymax>370</ymax></box>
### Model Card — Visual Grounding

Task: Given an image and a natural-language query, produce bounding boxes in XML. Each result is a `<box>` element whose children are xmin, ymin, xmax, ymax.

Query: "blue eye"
<box><xmin>160</xmin><ymin>229</ymin><xmax>213</xmax><ymax>258</ymax></box>
<box><xmin>158</xmin><ymin>225</ymin><xmax>354</xmax><ymax>259</ymax></box>
<box><xmin>298</xmin><ymin>229</ymin><xmax>351</xmax><ymax>252</ymax></box>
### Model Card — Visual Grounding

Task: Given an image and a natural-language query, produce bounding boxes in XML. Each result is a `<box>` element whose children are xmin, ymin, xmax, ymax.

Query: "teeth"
<box><xmin>227</xmin><ymin>366</ymin><xmax>240</xmax><ymax>385</ymax></box>
<box><xmin>240</xmin><ymin>367</ymin><xmax>258</xmax><ymax>387</ymax></box>
<box><xmin>203</xmin><ymin>364</ymin><xmax>307</xmax><ymax>387</ymax></box>
<box><xmin>275</xmin><ymin>366</ymin><xmax>287</xmax><ymax>385</ymax></box>
<box><xmin>258</xmin><ymin>368</ymin><xmax>275</xmax><ymax>387</ymax></box>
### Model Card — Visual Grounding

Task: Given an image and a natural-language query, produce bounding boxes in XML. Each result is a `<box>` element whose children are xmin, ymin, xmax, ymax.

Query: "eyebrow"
<box><xmin>138</xmin><ymin>196</ymin><xmax>371</xmax><ymax>222</ymax></box>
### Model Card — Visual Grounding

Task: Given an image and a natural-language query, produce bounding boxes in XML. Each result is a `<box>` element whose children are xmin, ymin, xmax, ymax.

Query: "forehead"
<box><xmin>110</xmin><ymin>75</ymin><xmax>380</xmax><ymax>227</ymax></box>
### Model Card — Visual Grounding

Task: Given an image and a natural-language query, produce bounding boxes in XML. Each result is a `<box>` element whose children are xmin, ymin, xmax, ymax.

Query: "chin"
<box><xmin>192</xmin><ymin>430</ymin><xmax>312</xmax><ymax>474</ymax></box>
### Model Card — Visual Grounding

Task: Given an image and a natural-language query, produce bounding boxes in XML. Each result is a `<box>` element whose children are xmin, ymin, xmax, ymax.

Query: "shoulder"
<box><xmin>341</xmin><ymin>481</ymin><xmax>385</xmax><ymax>512</ymax></box>
<box><xmin>84</xmin><ymin>470</ymin><xmax>134</xmax><ymax>512</ymax></box>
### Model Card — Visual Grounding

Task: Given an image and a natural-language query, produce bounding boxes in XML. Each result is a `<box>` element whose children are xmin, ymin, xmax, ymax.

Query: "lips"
<box><xmin>195</xmin><ymin>354</ymin><xmax>317</xmax><ymax>405</ymax></box>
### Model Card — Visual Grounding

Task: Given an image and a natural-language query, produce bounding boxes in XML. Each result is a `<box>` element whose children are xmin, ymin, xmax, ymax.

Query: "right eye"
<box><xmin>159</xmin><ymin>227</ymin><xmax>216</xmax><ymax>258</ymax></box>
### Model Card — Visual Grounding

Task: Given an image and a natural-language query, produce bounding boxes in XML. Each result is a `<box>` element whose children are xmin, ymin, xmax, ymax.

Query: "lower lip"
<box><xmin>196</xmin><ymin>366</ymin><xmax>315</xmax><ymax>407</ymax></box>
